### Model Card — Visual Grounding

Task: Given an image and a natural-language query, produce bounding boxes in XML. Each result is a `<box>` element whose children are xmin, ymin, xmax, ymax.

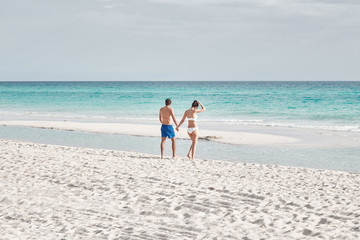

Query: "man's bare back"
<box><xmin>159</xmin><ymin>106</ymin><xmax>174</xmax><ymax>125</ymax></box>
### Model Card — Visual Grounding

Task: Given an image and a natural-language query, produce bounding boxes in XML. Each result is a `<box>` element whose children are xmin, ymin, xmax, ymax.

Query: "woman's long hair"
<box><xmin>192</xmin><ymin>100</ymin><xmax>199</xmax><ymax>108</ymax></box>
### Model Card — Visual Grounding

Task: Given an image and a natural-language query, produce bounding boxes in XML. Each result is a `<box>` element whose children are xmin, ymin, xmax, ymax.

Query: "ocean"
<box><xmin>1</xmin><ymin>81</ymin><xmax>360</xmax><ymax>172</ymax></box>
<box><xmin>1</xmin><ymin>81</ymin><xmax>360</xmax><ymax>131</ymax></box>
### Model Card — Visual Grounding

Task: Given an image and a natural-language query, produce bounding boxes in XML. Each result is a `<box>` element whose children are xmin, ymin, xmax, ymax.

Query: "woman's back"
<box><xmin>187</xmin><ymin>109</ymin><xmax>198</xmax><ymax>127</ymax></box>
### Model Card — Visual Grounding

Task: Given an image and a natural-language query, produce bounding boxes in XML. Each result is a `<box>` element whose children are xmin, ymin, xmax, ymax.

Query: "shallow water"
<box><xmin>1</xmin><ymin>125</ymin><xmax>359</xmax><ymax>173</ymax></box>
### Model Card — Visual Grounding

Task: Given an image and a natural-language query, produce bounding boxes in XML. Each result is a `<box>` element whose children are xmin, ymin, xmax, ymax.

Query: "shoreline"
<box><xmin>2</xmin><ymin>119</ymin><xmax>360</xmax><ymax>147</ymax></box>
<box><xmin>2</xmin><ymin>120</ymin><xmax>360</xmax><ymax>172</ymax></box>
<box><xmin>0</xmin><ymin>120</ymin><xmax>301</xmax><ymax>146</ymax></box>
<box><xmin>1</xmin><ymin>139</ymin><xmax>359</xmax><ymax>239</ymax></box>
<box><xmin>1</xmin><ymin>119</ymin><xmax>360</xmax><ymax>149</ymax></box>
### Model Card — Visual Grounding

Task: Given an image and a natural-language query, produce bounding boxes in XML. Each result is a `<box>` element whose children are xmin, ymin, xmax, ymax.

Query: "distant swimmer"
<box><xmin>176</xmin><ymin>100</ymin><xmax>206</xmax><ymax>160</ymax></box>
<box><xmin>159</xmin><ymin>98</ymin><xmax>179</xmax><ymax>159</ymax></box>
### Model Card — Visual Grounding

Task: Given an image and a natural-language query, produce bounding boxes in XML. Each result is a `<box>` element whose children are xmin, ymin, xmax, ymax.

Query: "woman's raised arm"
<box><xmin>196</xmin><ymin>102</ymin><xmax>206</xmax><ymax>113</ymax></box>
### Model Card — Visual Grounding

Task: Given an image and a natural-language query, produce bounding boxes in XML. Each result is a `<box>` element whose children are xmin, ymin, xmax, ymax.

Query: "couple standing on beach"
<box><xmin>159</xmin><ymin>98</ymin><xmax>206</xmax><ymax>160</ymax></box>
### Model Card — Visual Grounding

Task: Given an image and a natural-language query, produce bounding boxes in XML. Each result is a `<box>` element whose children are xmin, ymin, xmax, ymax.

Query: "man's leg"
<box><xmin>171</xmin><ymin>137</ymin><xmax>176</xmax><ymax>158</ymax></box>
<box><xmin>161</xmin><ymin>137</ymin><xmax>166</xmax><ymax>159</ymax></box>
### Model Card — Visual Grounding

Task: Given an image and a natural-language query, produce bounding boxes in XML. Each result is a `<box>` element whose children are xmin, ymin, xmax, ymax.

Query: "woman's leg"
<box><xmin>191</xmin><ymin>132</ymin><xmax>198</xmax><ymax>159</ymax></box>
<box><xmin>187</xmin><ymin>132</ymin><xmax>193</xmax><ymax>159</ymax></box>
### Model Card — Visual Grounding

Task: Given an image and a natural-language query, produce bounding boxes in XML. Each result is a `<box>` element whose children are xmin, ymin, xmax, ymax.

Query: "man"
<box><xmin>159</xmin><ymin>98</ymin><xmax>178</xmax><ymax>159</ymax></box>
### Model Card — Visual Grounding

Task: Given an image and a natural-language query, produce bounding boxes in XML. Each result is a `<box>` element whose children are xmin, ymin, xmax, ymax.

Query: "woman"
<box><xmin>176</xmin><ymin>100</ymin><xmax>206</xmax><ymax>160</ymax></box>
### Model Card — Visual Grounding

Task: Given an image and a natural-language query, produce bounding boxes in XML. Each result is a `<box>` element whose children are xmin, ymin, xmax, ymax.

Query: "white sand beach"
<box><xmin>1</xmin><ymin>139</ymin><xmax>359</xmax><ymax>239</ymax></box>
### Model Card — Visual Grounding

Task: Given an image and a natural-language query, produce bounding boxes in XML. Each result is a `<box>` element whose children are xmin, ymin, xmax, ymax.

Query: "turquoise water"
<box><xmin>1</xmin><ymin>81</ymin><xmax>360</xmax><ymax>172</ymax></box>
<box><xmin>1</xmin><ymin>81</ymin><xmax>360</xmax><ymax>131</ymax></box>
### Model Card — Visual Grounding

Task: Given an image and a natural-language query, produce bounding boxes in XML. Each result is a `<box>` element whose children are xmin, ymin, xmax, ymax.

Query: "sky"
<box><xmin>0</xmin><ymin>0</ymin><xmax>359</xmax><ymax>81</ymax></box>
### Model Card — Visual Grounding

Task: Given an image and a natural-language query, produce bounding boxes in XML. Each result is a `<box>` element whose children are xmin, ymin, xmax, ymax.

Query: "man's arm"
<box><xmin>159</xmin><ymin>109</ymin><xmax>162</xmax><ymax>123</ymax></box>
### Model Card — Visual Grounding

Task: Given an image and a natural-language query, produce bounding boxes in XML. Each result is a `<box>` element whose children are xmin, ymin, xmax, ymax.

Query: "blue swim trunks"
<box><xmin>161</xmin><ymin>124</ymin><xmax>175</xmax><ymax>139</ymax></box>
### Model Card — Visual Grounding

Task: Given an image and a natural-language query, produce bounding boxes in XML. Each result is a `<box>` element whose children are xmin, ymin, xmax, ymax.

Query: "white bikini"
<box><xmin>187</xmin><ymin>115</ymin><xmax>198</xmax><ymax>133</ymax></box>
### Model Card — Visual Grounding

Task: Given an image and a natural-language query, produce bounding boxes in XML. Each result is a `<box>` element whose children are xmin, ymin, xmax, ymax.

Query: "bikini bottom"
<box><xmin>187</xmin><ymin>127</ymin><xmax>198</xmax><ymax>133</ymax></box>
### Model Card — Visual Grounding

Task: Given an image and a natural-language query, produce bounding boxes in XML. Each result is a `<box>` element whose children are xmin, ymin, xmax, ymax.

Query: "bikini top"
<box><xmin>187</xmin><ymin>115</ymin><xmax>198</xmax><ymax>121</ymax></box>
